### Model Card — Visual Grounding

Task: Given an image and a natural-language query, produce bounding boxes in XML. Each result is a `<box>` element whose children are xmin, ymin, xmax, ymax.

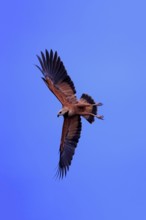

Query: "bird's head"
<box><xmin>57</xmin><ymin>107</ymin><xmax>69</xmax><ymax>117</ymax></box>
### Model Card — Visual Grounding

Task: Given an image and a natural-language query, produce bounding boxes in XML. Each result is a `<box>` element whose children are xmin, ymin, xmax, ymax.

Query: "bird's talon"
<box><xmin>97</xmin><ymin>115</ymin><xmax>104</xmax><ymax>120</ymax></box>
<box><xmin>97</xmin><ymin>102</ymin><xmax>103</xmax><ymax>106</ymax></box>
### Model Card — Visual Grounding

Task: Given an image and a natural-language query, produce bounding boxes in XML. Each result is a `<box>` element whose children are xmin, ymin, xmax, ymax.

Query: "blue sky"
<box><xmin>1</xmin><ymin>0</ymin><xmax>146</xmax><ymax>219</ymax></box>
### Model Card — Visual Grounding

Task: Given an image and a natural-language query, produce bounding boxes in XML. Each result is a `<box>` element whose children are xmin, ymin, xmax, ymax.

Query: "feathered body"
<box><xmin>36</xmin><ymin>49</ymin><xmax>103</xmax><ymax>178</ymax></box>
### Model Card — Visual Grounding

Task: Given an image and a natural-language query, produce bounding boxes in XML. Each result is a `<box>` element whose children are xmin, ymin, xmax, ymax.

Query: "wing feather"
<box><xmin>52</xmin><ymin>51</ymin><xmax>57</xmax><ymax>72</ymax></box>
<box><xmin>36</xmin><ymin>50</ymin><xmax>77</xmax><ymax>105</ymax></box>
<box><xmin>57</xmin><ymin>115</ymin><xmax>82</xmax><ymax>178</ymax></box>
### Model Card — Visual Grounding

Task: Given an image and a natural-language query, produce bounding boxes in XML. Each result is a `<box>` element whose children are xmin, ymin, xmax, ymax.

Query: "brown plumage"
<box><xmin>36</xmin><ymin>49</ymin><xmax>103</xmax><ymax>178</ymax></box>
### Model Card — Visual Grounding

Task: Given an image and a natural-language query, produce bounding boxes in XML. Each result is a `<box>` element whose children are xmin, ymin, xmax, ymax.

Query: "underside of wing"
<box><xmin>36</xmin><ymin>50</ymin><xmax>77</xmax><ymax>105</ymax></box>
<box><xmin>57</xmin><ymin>115</ymin><xmax>82</xmax><ymax>178</ymax></box>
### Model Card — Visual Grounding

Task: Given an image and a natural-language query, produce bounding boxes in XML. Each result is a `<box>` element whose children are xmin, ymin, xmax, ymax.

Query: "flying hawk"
<box><xmin>36</xmin><ymin>49</ymin><xmax>103</xmax><ymax>178</ymax></box>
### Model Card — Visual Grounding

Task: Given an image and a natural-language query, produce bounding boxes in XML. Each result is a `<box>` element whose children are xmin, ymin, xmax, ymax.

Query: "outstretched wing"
<box><xmin>57</xmin><ymin>115</ymin><xmax>82</xmax><ymax>178</ymax></box>
<box><xmin>36</xmin><ymin>50</ymin><xmax>77</xmax><ymax>105</ymax></box>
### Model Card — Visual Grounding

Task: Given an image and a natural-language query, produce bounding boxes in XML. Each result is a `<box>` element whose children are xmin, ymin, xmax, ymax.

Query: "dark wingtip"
<box><xmin>50</xmin><ymin>49</ymin><xmax>53</xmax><ymax>55</ymax></box>
<box><xmin>45</xmin><ymin>49</ymin><xmax>48</xmax><ymax>54</ymax></box>
<box><xmin>36</xmin><ymin>54</ymin><xmax>45</xmax><ymax>72</ymax></box>
<box><xmin>35</xmin><ymin>64</ymin><xmax>43</xmax><ymax>73</ymax></box>
<box><xmin>41</xmin><ymin>51</ymin><xmax>46</xmax><ymax>64</ymax></box>
<box><xmin>55</xmin><ymin>166</ymin><xmax>68</xmax><ymax>179</ymax></box>
<box><xmin>41</xmin><ymin>77</ymin><xmax>48</xmax><ymax>84</ymax></box>
<box><xmin>45</xmin><ymin>49</ymin><xmax>49</xmax><ymax>57</ymax></box>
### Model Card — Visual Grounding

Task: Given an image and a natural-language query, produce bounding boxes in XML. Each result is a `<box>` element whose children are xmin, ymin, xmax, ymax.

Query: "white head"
<box><xmin>57</xmin><ymin>107</ymin><xmax>69</xmax><ymax>117</ymax></box>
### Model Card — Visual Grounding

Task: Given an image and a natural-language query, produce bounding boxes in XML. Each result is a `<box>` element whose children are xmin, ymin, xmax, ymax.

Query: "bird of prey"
<box><xmin>36</xmin><ymin>49</ymin><xmax>103</xmax><ymax>178</ymax></box>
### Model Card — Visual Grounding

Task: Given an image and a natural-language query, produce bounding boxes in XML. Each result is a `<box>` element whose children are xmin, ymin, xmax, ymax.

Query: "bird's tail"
<box><xmin>80</xmin><ymin>93</ymin><xmax>97</xmax><ymax>123</ymax></box>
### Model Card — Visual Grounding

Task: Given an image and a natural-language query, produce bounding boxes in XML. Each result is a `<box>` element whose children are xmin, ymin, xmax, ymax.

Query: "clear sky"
<box><xmin>1</xmin><ymin>0</ymin><xmax>146</xmax><ymax>219</ymax></box>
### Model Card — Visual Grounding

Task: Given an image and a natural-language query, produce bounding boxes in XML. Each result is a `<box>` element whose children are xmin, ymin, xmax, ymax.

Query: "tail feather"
<box><xmin>80</xmin><ymin>93</ymin><xmax>97</xmax><ymax>123</ymax></box>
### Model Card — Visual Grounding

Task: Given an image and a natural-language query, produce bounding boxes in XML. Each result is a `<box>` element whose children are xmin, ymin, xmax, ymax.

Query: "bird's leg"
<box><xmin>76</xmin><ymin>102</ymin><xmax>103</xmax><ymax>107</ymax></box>
<box><xmin>96</xmin><ymin>114</ymin><xmax>104</xmax><ymax>120</ymax></box>
<box><xmin>92</xmin><ymin>102</ymin><xmax>103</xmax><ymax>107</ymax></box>
<box><xmin>81</xmin><ymin>112</ymin><xmax>104</xmax><ymax>120</ymax></box>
